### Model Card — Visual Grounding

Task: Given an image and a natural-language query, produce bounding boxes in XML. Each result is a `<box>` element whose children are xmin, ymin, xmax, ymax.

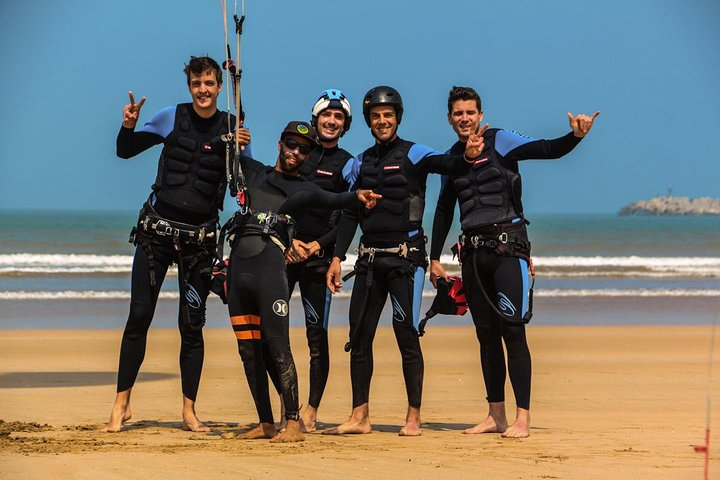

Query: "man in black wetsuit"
<box><xmin>103</xmin><ymin>56</ymin><xmax>251</xmax><ymax>433</ymax></box>
<box><xmin>225</xmin><ymin>121</ymin><xmax>379</xmax><ymax>443</ymax></box>
<box><xmin>430</xmin><ymin>86</ymin><xmax>599</xmax><ymax>438</ymax></box>
<box><xmin>283</xmin><ymin>89</ymin><xmax>355</xmax><ymax>432</ymax></box>
<box><xmin>325</xmin><ymin>86</ymin><xmax>483</xmax><ymax>436</ymax></box>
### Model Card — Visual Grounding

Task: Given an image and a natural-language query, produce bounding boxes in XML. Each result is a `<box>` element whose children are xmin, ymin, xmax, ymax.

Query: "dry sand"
<box><xmin>1</xmin><ymin>325</ymin><xmax>718</xmax><ymax>479</ymax></box>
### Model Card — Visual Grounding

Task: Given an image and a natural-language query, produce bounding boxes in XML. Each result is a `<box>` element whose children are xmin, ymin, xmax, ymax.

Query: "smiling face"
<box><xmin>316</xmin><ymin>108</ymin><xmax>346</xmax><ymax>145</ymax></box>
<box><xmin>448</xmin><ymin>99</ymin><xmax>483</xmax><ymax>142</ymax></box>
<box><xmin>187</xmin><ymin>70</ymin><xmax>221</xmax><ymax>118</ymax></box>
<box><xmin>369</xmin><ymin>105</ymin><xmax>398</xmax><ymax>143</ymax></box>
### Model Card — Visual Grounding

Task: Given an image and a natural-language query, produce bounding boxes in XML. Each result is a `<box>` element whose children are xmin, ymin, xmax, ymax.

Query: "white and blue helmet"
<box><xmin>311</xmin><ymin>89</ymin><xmax>352</xmax><ymax>136</ymax></box>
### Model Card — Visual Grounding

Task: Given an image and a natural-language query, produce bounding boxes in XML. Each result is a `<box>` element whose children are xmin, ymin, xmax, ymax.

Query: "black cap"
<box><xmin>280</xmin><ymin>121</ymin><xmax>319</xmax><ymax>145</ymax></box>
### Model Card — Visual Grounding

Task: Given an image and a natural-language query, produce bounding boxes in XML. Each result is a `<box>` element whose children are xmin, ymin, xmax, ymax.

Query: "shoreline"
<box><xmin>1</xmin><ymin>325</ymin><xmax>718</xmax><ymax>479</ymax></box>
<box><xmin>2</xmin><ymin>294</ymin><xmax>718</xmax><ymax>330</ymax></box>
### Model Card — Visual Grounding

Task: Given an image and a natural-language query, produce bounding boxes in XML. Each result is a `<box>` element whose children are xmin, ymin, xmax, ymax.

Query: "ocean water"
<box><xmin>1</xmin><ymin>210</ymin><xmax>719</xmax><ymax>328</ymax></box>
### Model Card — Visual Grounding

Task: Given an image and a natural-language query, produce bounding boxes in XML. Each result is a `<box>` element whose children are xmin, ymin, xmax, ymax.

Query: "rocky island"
<box><xmin>619</xmin><ymin>196</ymin><xmax>720</xmax><ymax>216</ymax></box>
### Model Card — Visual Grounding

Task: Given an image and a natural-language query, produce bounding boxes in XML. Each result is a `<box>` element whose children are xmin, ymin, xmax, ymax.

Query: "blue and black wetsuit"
<box><xmin>226</xmin><ymin>153</ymin><xmax>360</xmax><ymax>424</ymax></box>
<box><xmin>286</xmin><ymin>145</ymin><xmax>355</xmax><ymax>410</ymax></box>
<box><xmin>334</xmin><ymin>137</ymin><xmax>464</xmax><ymax>410</ymax></box>
<box><xmin>430</xmin><ymin>128</ymin><xmax>582</xmax><ymax>410</ymax></box>
<box><xmin>115</xmin><ymin>104</ymin><xmax>246</xmax><ymax>402</ymax></box>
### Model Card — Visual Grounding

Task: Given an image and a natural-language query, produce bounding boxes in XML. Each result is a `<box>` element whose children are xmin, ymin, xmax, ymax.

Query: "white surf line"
<box><xmin>2</xmin><ymin>289</ymin><xmax>720</xmax><ymax>300</ymax></box>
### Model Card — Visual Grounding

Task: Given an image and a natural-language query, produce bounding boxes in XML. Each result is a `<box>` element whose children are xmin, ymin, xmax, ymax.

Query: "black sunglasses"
<box><xmin>284</xmin><ymin>138</ymin><xmax>312</xmax><ymax>155</ymax></box>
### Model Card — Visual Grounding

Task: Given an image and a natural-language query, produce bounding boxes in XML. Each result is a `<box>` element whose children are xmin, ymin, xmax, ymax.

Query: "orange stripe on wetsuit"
<box><xmin>230</xmin><ymin>314</ymin><xmax>261</xmax><ymax>340</ymax></box>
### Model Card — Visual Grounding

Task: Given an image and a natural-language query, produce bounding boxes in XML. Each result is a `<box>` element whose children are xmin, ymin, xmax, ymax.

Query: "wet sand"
<box><xmin>1</xmin><ymin>325</ymin><xmax>718</xmax><ymax>479</ymax></box>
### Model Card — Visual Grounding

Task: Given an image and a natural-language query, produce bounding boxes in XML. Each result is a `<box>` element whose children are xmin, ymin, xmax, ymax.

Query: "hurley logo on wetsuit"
<box><xmin>383</xmin><ymin>164</ymin><xmax>401</xmax><ymax>171</ymax></box>
<box><xmin>316</xmin><ymin>169</ymin><xmax>333</xmax><ymax>176</ymax></box>
<box><xmin>202</xmin><ymin>143</ymin><xmax>213</xmax><ymax>152</ymax></box>
<box><xmin>474</xmin><ymin>158</ymin><xmax>489</xmax><ymax>166</ymax></box>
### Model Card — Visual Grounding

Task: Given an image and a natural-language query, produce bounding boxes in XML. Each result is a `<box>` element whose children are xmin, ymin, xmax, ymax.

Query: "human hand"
<box><xmin>568</xmin><ymin>111</ymin><xmax>600</xmax><ymax>137</ymax></box>
<box><xmin>356</xmin><ymin>189</ymin><xmax>382</xmax><ymax>209</ymax></box>
<box><xmin>123</xmin><ymin>91</ymin><xmax>146</xmax><ymax>129</ymax></box>
<box><xmin>464</xmin><ymin>123</ymin><xmax>489</xmax><ymax>160</ymax></box>
<box><xmin>429</xmin><ymin>260</ymin><xmax>449</xmax><ymax>288</ymax></box>
<box><xmin>235</xmin><ymin>127</ymin><xmax>251</xmax><ymax>148</ymax></box>
<box><xmin>326</xmin><ymin>257</ymin><xmax>343</xmax><ymax>293</ymax></box>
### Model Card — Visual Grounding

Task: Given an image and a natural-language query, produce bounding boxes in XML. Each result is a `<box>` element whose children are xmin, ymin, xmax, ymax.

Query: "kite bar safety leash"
<box><xmin>220</xmin><ymin>0</ymin><xmax>249</xmax><ymax>214</ymax></box>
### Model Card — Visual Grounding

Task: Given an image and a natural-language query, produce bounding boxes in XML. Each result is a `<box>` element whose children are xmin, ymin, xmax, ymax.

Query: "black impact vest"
<box><xmin>294</xmin><ymin>145</ymin><xmax>352</xmax><ymax>241</ymax></box>
<box><xmin>357</xmin><ymin>138</ymin><xmax>424</xmax><ymax>236</ymax></box>
<box><xmin>450</xmin><ymin>129</ymin><xmax>524</xmax><ymax>231</ymax></box>
<box><xmin>233</xmin><ymin>168</ymin><xmax>297</xmax><ymax>252</ymax></box>
<box><xmin>152</xmin><ymin>104</ymin><xmax>230</xmax><ymax>223</ymax></box>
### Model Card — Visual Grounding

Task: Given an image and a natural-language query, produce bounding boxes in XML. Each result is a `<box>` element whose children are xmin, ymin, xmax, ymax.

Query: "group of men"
<box><xmin>102</xmin><ymin>55</ymin><xmax>598</xmax><ymax>442</ymax></box>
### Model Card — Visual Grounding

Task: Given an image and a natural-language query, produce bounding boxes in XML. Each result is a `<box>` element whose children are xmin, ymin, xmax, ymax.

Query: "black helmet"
<box><xmin>362</xmin><ymin>86</ymin><xmax>403</xmax><ymax>127</ymax></box>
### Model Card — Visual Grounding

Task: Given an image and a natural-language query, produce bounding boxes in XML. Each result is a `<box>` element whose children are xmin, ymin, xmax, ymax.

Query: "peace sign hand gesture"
<box><xmin>123</xmin><ymin>91</ymin><xmax>146</xmax><ymax>129</ymax></box>
<box><xmin>568</xmin><ymin>111</ymin><xmax>600</xmax><ymax>138</ymax></box>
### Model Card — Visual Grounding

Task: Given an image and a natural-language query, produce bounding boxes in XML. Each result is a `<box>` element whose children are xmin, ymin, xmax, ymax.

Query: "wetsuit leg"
<box><xmin>297</xmin><ymin>267</ymin><xmax>331</xmax><ymax>409</ymax></box>
<box><xmin>386</xmin><ymin>257</ymin><xmax>425</xmax><ymax>409</ymax></box>
<box><xmin>462</xmin><ymin>249</ymin><xmax>506</xmax><ymax>404</ymax></box>
<box><xmin>348</xmin><ymin>257</ymin><xmax>388</xmax><ymax>408</ymax></box>
<box><xmin>176</xmin><ymin>247</ymin><xmax>212</xmax><ymax>402</ymax></box>
<box><xmin>253</xmin><ymin>248</ymin><xmax>300</xmax><ymax>421</ymax></box>
<box><xmin>493</xmin><ymin>256</ymin><xmax>532</xmax><ymax>410</ymax></box>
<box><xmin>228</xmin><ymin>251</ymin><xmax>274</xmax><ymax>424</ymax></box>
<box><xmin>117</xmin><ymin>242</ymin><xmax>171</xmax><ymax>392</ymax></box>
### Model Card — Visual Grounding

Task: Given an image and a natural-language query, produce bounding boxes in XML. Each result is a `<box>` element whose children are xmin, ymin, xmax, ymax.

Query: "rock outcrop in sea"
<box><xmin>618</xmin><ymin>196</ymin><xmax>720</xmax><ymax>216</ymax></box>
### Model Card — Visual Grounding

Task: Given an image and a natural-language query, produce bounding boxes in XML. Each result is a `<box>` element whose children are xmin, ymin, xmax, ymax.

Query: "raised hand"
<box><xmin>123</xmin><ymin>91</ymin><xmax>146</xmax><ymax>129</ymax></box>
<box><xmin>464</xmin><ymin>123</ymin><xmax>489</xmax><ymax>160</ymax></box>
<box><xmin>568</xmin><ymin>111</ymin><xmax>600</xmax><ymax>138</ymax></box>
<box><xmin>356</xmin><ymin>189</ymin><xmax>382</xmax><ymax>209</ymax></box>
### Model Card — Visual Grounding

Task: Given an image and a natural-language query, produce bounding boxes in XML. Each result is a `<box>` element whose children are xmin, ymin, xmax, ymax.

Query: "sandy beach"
<box><xmin>1</xmin><ymin>324</ymin><xmax>718</xmax><ymax>479</ymax></box>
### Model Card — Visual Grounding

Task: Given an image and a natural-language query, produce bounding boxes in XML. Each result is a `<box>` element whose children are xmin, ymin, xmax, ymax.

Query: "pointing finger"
<box><xmin>136</xmin><ymin>96</ymin><xmax>146</xmax><ymax>110</ymax></box>
<box><xmin>128</xmin><ymin>91</ymin><xmax>136</xmax><ymax>106</ymax></box>
<box><xmin>591</xmin><ymin>111</ymin><xmax>600</xmax><ymax>120</ymax></box>
<box><xmin>478</xmin><ymin>123</ymin><xmax>490</xmax><ymax>136</ymax></box>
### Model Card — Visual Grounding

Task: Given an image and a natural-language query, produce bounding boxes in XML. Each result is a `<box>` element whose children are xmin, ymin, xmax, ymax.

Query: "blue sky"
<box><xmin>1</xmin><ymin>0</ymin><xmax>718</xmax><ymax>214</ymax></box>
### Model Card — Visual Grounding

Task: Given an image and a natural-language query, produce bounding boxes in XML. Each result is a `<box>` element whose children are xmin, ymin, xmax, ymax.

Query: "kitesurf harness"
<box><xmin>417</xmin><ymin>275</ymin><xmax>468</xmax><ymax>336</ymax></box>
<box><xmin>130</xmin><ymin>199</ymin><xmax>217</xmax><ymax>330</ymax></box>
<box><xmin>343</xmin><ymin>236</ymin><xmax>428</xmax><ymax>352</ymax></box>
<box><xmin>221</xmin><ymin>0</ymin><xmax>250</xmax><ymax>214</ymax></box>
<box><xmin>457</xmin><ymin>221</ymin><xmax>535</xmax><ymax>324</ymax></box>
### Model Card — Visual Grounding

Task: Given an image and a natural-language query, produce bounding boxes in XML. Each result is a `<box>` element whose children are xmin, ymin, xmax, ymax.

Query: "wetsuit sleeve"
<box><xmin>497</xmin><ymin>130</ymin><xmax>582</xmax><ymax>163</ymax></box>
<box><xmin>279</xmin><ymin>184</ymin><xmax>360</xmax><ymax>215</ymax></box>
<box><xmin>315</xmin><ymin>226</ymin><xmax>338</xmax><ymax>248</ymax></box>
<box><xmin>430</xmin><ymin>175</ymin><xmax>458</xmax><ymax>260</ymax></box>
<box><xmin>409</xmin><ymin>143</ymin><xmax>464</xmax><ymax>176</ymax></box>
<box><xmin>116</xmin><ymin>106</ymin><xmax>175</xmax><ymax>158</ymax></box>
<box><xmin>116</xmin><ymin>127</ymin><xmax>163</xmax><ymax>159</ymax></box>
<box><xmin>333</xmin><ymin>208</ymin><xmax>359</xmax><ymax>261</ymax></box>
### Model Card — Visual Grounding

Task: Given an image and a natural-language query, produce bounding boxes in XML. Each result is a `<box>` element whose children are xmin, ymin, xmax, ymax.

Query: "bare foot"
<box><xmin>101</xmin><ymin>404</ymin><xmax>132</xmax><ymax>432</ymax></box>
<box><xmin>399</xmin><ymin>423</ymin><xmax>421</xmax><ymax>436</ymax></box>
<box><xmin>240</xmin><ymin>422</ymin><xmax>277</xmax><ymax>439</ymax></box>
<box><xmin>182</xmin><ymin>413</ymin><xmax>211</xmax><ymax>432</ymax></box>
<box><xmin>463</xmin><ymin>415</ymin><xmax>508</xmax><ymax>434</ymax></box>
<box><xmin>270</xmin><ymin>419</ymin><xmax>304</xmax><ymax>443</ymax></box>
<box><xmin>502</xmin><ymin>409</ymin><xmax>530</xmax><ymax>438</ymax></box>
<box><xmin>101</xmin><ymin>391</ymin><xmax>132</xmax><ymax>433</ymax></box>
<box><xmin>323</xmin><ymin>418</ymin><xmax>372</xmax><ymax>435</ymax></box>
<box><xmin>300</xmin><ymin>405</ymin><xmax>318</xmax><ymax>433</ymax></box>
<box><xmin>324</xmin><ymin>404</ymin><xmax>371</xmax><ymax>435</ymax></box>
<box><xmin>399</xmin><ymin>406</ymin><xmax>421</xmax><ymax>436</ymax></box>
<box><xmin>181</xmin><ymin>396</ymin><xmax>210</xmax><ymax>432</ymax></box>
